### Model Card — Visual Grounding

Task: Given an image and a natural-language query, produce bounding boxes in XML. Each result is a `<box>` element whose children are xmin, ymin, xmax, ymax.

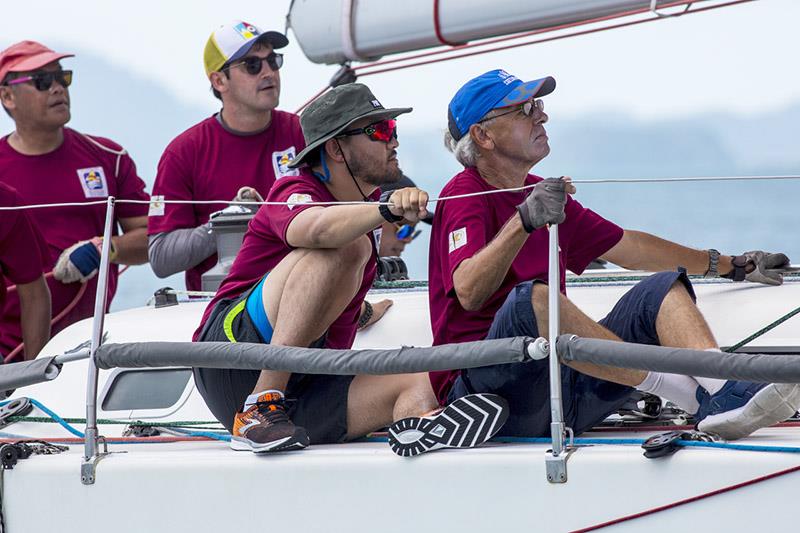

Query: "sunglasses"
<box><xmin>339</xmin><ymin>119</ymin><xmax>398</xmax><ymax>143</ymax></box>
<box><xmin>395</xmin><ymin>223</ymin><xmax>421</xmax><ymax>241</ymax></box>
<box><xmin>477</xmin><ymin>98</ymin><xmax>545</xmax><ymax>124</ymax></box>
<box><xmin>226</xmin><ymin>53</ymin><xmax>284</xmax><ymax>76</ymax></box>
<box><xmin>5</xmin><ymin>70</ymin><xmax>73</xmax><ymax>91</ymax></box>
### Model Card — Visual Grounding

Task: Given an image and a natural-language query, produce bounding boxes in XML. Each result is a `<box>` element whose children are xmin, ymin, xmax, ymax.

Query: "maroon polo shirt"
<box><xmin>148</xmin><ymin>111</ymin><xmax>305</xmax><ymax>291</ymax></box>
<box><xmin>428</xmin><ymin>167</ymin><xmax>624</xmax><ymax>403</ymax></box>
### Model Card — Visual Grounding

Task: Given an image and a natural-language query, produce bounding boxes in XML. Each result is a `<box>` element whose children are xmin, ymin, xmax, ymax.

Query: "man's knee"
<box><xmin>530</xmin><ymin>281</ymin><xmax>569</xmax><ymax>314</ymax></box>
<box><xmin>336</xmin><ymin>236</ymin><xmax>372</xmax><ymax>270</ymax></box>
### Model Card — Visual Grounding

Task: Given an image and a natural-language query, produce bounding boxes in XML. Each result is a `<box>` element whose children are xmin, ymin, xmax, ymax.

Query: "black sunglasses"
<box><xmin>226</xmin><ymin>53</ymin><xmax>284</xmax><ymax>76</ymax></box>
<box><xmin>5</xmin><ymin>70</ymin><xmax>73</xmax><ymax>91</ymax></box>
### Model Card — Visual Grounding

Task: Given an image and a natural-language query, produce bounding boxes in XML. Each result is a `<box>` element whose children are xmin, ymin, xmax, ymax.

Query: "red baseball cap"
<box><xmin>0</xmin><ymin>41</ymin><xmax>74</xmax><ymax>83</ymax></box>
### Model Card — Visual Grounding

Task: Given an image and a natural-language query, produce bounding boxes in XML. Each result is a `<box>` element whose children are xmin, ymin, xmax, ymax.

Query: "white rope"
<box><xmin>1</xmin><ymin>174</ymin><xmax>798</xmax><ymax>211</ymax></box>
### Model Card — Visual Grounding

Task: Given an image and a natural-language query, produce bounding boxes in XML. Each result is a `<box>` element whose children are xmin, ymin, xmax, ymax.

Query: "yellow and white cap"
<box><xmin>203</xmin><ymin>20</ymin><xmax>289</xmax><ymax>77</ymax></box>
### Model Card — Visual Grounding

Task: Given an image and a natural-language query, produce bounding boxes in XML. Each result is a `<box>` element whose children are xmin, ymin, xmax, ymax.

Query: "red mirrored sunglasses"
<box><xmin>339</xmin><ymin>119</ymin><xmax>397</xmax><ymax>143</ymax></box>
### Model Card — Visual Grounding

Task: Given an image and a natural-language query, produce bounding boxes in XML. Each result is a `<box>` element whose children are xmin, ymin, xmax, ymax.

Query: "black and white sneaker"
<box><xmin>388</xmin><ymin>393</ymin><xmax>509</xmax><ymax>457</ymax></box>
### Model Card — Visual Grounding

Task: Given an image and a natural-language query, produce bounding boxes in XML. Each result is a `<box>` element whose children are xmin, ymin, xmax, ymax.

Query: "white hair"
<box><xmin>443</xmin><ymin>115</ymin><xmax>496</xmax><ymax>167</ymax></box>
<box><xmin>443</xmin><ymin>129</ymin><xmax>480</xmax><ymax>167</ymax></box>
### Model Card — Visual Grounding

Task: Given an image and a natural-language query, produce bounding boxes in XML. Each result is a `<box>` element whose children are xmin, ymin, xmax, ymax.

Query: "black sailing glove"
<box><xmin>516</xmin><ymin>177</ymin><xmax>568</xmax><ymax>233</ymax></box>
<box><xmin>722</xmin><ymin>251</ymin><xmax>792</xmax><ymax>286</ymax></box>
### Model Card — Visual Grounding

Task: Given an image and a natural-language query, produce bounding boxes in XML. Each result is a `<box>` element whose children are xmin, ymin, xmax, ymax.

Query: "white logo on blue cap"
<box><xmin>371</xmin><ymin>99</ymin><xmax>382</xmax><ymax>108</ymax></box>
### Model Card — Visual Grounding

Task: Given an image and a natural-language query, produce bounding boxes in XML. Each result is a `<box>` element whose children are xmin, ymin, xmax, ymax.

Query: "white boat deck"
<box><xmin>3</xmin><ymin>275</ymin><xmax>800</xmax><ymax>532</ymax></box>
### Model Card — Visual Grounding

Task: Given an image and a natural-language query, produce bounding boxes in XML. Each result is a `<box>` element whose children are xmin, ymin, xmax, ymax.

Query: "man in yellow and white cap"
<box><xmin>148</xmin><ymin>21</ymin><xmax>304</xmax><ymax>291</ymax></box>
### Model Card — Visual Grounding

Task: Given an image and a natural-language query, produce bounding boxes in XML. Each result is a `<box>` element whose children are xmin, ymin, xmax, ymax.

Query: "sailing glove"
<box><xmin>232</xmin><ymin>186</ymin><xmax>264</xmax><ymax>203</ymax></box>
<box><xmin>722</xmin><ymin>250</ymin><xmax>791</xmax><ymax>286</ymax></box>
<box><xmin>516</xmin><ymin>177</ymin><xmax>569</xmax><ymax>232</ymax></box>
<box><xmin>54</xmin><ymin>237</ymin><xmax>114</xmax><ymax>284</ymax></box>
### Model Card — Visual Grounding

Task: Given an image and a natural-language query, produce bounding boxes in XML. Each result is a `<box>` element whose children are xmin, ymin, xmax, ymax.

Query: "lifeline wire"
<box><xmin>2</xmin><ymin>174</ymin><xmax>799</xmax><ymax>211</ymax></box>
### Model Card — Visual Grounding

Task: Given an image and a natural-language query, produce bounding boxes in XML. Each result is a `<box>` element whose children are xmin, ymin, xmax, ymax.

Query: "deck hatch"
<box><xmin>101</xmin><ymin>368</ymin><xmax>192</xmax><ymax>411</ymax></box>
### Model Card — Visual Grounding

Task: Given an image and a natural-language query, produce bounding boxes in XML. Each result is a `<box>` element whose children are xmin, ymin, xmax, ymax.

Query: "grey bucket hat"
<box><xmin>288</xmin><ymin>83</ymin><xmax>412</xmax><ymax>168</ymax></box>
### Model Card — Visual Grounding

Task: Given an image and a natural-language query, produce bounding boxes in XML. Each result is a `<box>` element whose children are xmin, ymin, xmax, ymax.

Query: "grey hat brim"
<box><xmin>288</xmin><ymin>107</ymin><xmax>412</xmax><ymax>168</ymax></box>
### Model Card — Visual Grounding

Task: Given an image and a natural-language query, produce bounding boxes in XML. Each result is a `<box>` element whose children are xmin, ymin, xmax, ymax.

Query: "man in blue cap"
<box><xmin>428</xmin><ymin>68</ymin><xmax>797</xmax><ymax>441</ymax></box>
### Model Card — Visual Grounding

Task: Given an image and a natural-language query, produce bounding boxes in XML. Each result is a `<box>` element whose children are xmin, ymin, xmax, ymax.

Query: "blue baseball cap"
<box><xmin>447</xmin><ymin>69</ymin><xmax>556</xmax><ymax>141</ymax></box>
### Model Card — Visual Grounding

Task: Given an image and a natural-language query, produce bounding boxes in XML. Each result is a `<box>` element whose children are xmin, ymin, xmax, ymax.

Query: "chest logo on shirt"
<box><xmin>76</xmin><ymin>166</ymin><xmax>109</xmax><ymax>198</ymax></box>
<box><xmin>148</xmin><ymin>195</ymin><xmax>165</xmax><ymax>217</ymax></box>
<box><xmin>287</xmin><ymin>193</ymin><xmax>313</xmax><ymax>210</ymax></box>
<box><xmin>273</xmin><ymin>147</ymin><xmax>300</xmax><ymax>179</ymax></box>
<box><xmin>448</xmin><ymin>227</ymin><xmax>468</xmax><ymax>253</ymax></box>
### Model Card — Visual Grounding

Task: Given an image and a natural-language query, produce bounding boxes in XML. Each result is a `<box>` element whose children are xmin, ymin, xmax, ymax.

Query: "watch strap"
<box><xmin>378</xmin><ymin>191</ymin><xmax>404</xmax><ymax>223</ymax></box>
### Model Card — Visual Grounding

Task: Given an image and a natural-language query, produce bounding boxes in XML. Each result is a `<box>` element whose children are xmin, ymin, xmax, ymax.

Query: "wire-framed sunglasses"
<box><xmin>477</xmin><ymin>98</ymin><xmax>544</xmax><ymax>124</ymax></box>
<box><xmin>226</xmin><ymin>53</ymin><xmax>284</xmax><ymax>75</ymax></box>
<box><xmin>338</xmin><ymin>119</ymin><xmax>398</xmax><ymax>143</ymax></box>
<box><xmin>5</xmin><ymin>70</ymin><xmax>73</xmax><ymax>91</ymax></box>
<box><xmin>395</xmin><ymin>223</ymin><xmax>421</xmax><ymax>241</ymax></box>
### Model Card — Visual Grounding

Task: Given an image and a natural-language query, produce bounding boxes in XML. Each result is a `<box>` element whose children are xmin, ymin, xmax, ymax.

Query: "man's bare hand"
<box><xmin>388</xmin><ymin>187</ymin><xmax>430</xmax><ymax>223</ymax></box>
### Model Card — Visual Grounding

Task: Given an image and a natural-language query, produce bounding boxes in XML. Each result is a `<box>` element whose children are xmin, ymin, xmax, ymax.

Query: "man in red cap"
<box><xmin>0</xmin><ymin>183</ymin><xmax>51</xmax><ymax>361</ymax></box>
<box><xmin>0</xmin><ymin>40</ymin><xmax>150</xmax><ymax>359</ymax></box>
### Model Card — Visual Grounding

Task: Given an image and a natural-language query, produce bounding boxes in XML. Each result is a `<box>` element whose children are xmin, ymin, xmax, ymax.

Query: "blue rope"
<box><xmin>28</xmin><ymin>398</ymin><xmax>85</xmax><ymax>438</ymax></box>
<box><xmin>166</xmin><ymin>427</ymin><xmax>231</xmax><ymax>442</ymax></box>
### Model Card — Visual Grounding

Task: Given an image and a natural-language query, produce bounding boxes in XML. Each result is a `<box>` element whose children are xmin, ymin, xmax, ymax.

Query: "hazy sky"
<box><xmin>0</xmin><ymin>0</ymin><xmax>797</xmax><ymax>132</ymax></box>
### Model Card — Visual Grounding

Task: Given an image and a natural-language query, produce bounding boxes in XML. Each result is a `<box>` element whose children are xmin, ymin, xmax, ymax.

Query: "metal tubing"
<box><xmin>82</xmin><ymin>196</ymin><xmax>115</xmax><ymax>479</ymax></box>
<box><xmin>548</xmin><ymin>224</ymin><xmax>565</xmax><ymax>456</ymax></box>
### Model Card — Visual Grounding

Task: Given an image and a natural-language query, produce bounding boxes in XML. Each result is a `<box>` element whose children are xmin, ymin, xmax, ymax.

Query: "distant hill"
<box><xmin>2</xmin><ymin>51</ymin><xmax>798</xmax><ymax>310</ymax></box>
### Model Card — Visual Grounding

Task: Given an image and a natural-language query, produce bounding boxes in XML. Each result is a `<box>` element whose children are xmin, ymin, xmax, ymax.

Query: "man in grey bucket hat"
<box><xmin>194</xmin><ymin>83</ymin><xmax>510</xmax><ymax>455</ymax></box>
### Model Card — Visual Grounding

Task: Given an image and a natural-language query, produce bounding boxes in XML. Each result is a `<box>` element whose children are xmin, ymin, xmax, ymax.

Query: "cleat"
<box><xmin>230</xmin><ymin>392</ymin><xmax>310</xmax><ymax>453</ymax></box>
<box><xmin>387</xmin><ymin>393</ymin><xmax>509</xmax><ymax>457</ymax></box>
<box><xmin>696</xmin><ymin>381</ymin><xmax>800</xmax><ymax>441</ymax></box>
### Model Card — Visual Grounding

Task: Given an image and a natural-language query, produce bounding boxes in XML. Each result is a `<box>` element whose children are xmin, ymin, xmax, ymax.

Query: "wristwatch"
<box><xmin>379</xmin><ymin>190</ymin><xmax>404</xmax><ymax>223</ymax></box>
<box><xmin>705</xmin><ymin>249</ymin><xmax>720</xmax><ymax>278</ymax></box>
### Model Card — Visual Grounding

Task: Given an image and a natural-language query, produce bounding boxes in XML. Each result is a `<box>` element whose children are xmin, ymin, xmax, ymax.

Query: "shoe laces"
<box><xmin>254</xmin><ymin>398</ymin><xmax>291</xmax><ymax>425</ymax></box>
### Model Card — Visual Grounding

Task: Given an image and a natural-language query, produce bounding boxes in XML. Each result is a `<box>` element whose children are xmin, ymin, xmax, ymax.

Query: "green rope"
<box><xmin>725</xmin><ymin>304</ymin><xmax>800</xmax><ymax>353</ymax></box>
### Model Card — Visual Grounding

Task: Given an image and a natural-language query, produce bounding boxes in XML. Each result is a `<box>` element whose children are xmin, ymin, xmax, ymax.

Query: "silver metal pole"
<box><xmin>545</xmin><ymin>223</ymin><xmax>569</xmax><ymax>483</ymax></box>
<box><xmin>81</xmin><ymin>196</ymin><xmax>115</xmax><ymax>485</ymax></box>
<box><xmin>548</xmin><ymin>224</ymin><xmax>564</xmax><ymax>454</ymax></box>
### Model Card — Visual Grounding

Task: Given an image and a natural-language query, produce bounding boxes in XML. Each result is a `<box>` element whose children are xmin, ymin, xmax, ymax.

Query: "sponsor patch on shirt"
<box><xmin>448</xmin><ymin>227</ymin><xmax>467</xmax><ymax>253</ymax></box>
<box><xmin>373</xmin><ymin>227</ymin><xmax>383</xmax><ymax>251</ymax></box>
<box><xmin>273</xmin><ymin>147</ymin><xmax>300</xmax><ymax>179</ymax></box>
<box><xmin>76</xmin><ymin>166</ymin><xmax>109</xmax><ymax>198</ymax></box>
<box><xmin>148</xmin><ymin>195</ymin><xmax>165</xmax><ymax>217</ymax></box>
<box><xmin>287</xmin><ymin>193</ymin><xmax>313</xmax><ymax>210</ymax></box>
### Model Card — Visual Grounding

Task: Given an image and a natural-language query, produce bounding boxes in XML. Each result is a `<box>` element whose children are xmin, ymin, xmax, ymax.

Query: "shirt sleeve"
<box><xmin>562</xmin><ymin>197</ymin><xmax>624</xmax><ymax>275</ymax></box>
<box><xmin>437</xmin><ymin>194</ymin><xmax>489</xmax><ymax>296</ymax></box>
<box><xmin>265</xmin><ymin>179</ymin><xmax>324</xmax><ymax>247</ymax></box>
<box><xmin>148</xmin><ymin>148</ymin><xmax>197</xmax><ymax>234</ymax></box>
<box><xmin>0</xmin><ymin>193</ymin><xmax>47</xmax><ymax>285</ymax></box>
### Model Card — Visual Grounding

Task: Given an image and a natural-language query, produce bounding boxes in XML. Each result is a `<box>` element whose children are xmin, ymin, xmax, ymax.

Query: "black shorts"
<box><xmin>194</xmin><ymin>289</ymin><xmax>354</xmax><ymax>444</ymax></box>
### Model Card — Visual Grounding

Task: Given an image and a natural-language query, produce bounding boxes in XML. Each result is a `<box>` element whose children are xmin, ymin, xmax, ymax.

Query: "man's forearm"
<box><xmin>17</xmin><ymin>277</ymin><xmax>51</xmax><ymax>360</ymax></box>
<box><xmin>452</xmin><ymin>213</ymin><xmax>529</xmax><ymax>311</ymax></box>
<box><xmin>111</xmin><ymin>227</ymin><xmax>149</xmax><ymax>265</ymax></box>
<box><xmin>148</xmin><ymin>225</ymin><xmax>217</xmax><ymax>278</ymax></box>
<box><xmin>603</xmin><ymin>230</ymin><xmax>733</xmax><ymax>275</ymax></box>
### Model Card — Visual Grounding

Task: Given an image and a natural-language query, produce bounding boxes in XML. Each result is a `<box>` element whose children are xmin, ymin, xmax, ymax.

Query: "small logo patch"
<box><xmin>287</xmin><ymin>193</ymin><xmax>312</xmax><ymax>210</ymax></box>
<box><xmin>371</xmin><ymin>99</ymin><xmax>382</xmax><ymax>108</ymax></box>
<box><xmin>273</xmin><ymin>147</ymin><xmax>300</xmax><ymax>179</ymax></box>
<box><xmin>233</xmin><ymin>22</ymin><xmax>259</xmax><ymax>40</ymax></box>
<box><xmin>148</xmin><ymin>195</ymin><xmax>165</xmax><ymax>217</ymax></box>
<box><xmin>448</xmin><ymin>227</ymin><xmax>467</xmax><ymax>253</ymax></box>
<box><xmin>373</xmin><ymin>227</ymin><xmax>382</xmax><ymax>251</ymax></box>
<box><xmin>76</xmin><ymin>166</ymin><xmax>108</xmax><ymax>198</ymax></box>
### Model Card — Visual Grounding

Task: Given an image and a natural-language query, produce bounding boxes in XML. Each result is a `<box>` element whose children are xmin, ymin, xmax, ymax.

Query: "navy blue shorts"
<box><xmin>449</xmin><ymin>271</ymin><xmax>696</xmax><ymax>437</ymax></box>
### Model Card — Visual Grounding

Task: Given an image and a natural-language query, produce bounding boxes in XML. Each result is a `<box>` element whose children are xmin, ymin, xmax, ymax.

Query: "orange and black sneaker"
<box><xmin>230</xmin><ymin>392</ymin><xmax>310</xmax><ymax>453</ymax></box>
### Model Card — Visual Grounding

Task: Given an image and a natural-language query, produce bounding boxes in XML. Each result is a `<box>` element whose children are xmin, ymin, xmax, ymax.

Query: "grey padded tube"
<box><xmin>0</xmin><ymin>357</ymin><xmax>61</xmax><ymax>392</ymax></box>
<box><xmin>95</xmin><ymin>337</ymin><xmax>533</xmax><ymax>374</ymax></box>
<box><xmin>148</xmin><ymin>225</ymin><xmax>216</xmax><ymax>278</ymax></box>
<box><xmin>557</xmin><ymin>335</ymin><xmax>800</xmax><ymax>383</ymax></box>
